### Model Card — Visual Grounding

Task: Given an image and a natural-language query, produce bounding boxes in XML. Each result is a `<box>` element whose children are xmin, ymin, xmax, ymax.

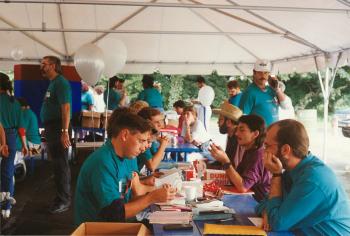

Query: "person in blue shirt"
<box><xmin>239</xmin><ymin>59</ymin><xmax>286</xmax><ymax>126</ymax></box>
<box><xmin>81</xmin><ymin>81</ymin><xmax>94</xmax><ymax>111</ymax></box>
<box><xmin>137</xmin><ymin>75</ymin><xmax>164</xmax><ymax>112</ymax></box>
<box><xmin>104</xmin><ymin>76</ymin><xmax>127</xmax><ymax>110</ymax></box>
<box><xmin>0</xmin><ymin>72</ymin><xmax>28</xmax><ymax>218</ymax></box>
<box><xmin>74</xmin><ymin>111</ymin><xmax>176</xmax><ymax>226</ymax></box>
<box><xmin>137</xmin><ymin>107</ymin><xmax>169</xmax><ymax>172</ymax></box>
<box><xmin>257</xmin><ymin>119</ymin><xmax>350</xmax><ymax>235</ymax></box>
<box><xmin>227</xmin><ymin>80</ymin><xmax>242</xmax><ymax>107</ymax></box>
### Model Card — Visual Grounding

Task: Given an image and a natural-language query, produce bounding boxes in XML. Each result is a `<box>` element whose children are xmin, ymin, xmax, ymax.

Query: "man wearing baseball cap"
<box><xmin>212</xmin><ymin>101</ymin><xmax>243</xmax><ymax>168</ymax></box>
<box><xmin>239</xmin><ymin>59</ymin><xmax>286</xmax><ymax>126</ymax></box>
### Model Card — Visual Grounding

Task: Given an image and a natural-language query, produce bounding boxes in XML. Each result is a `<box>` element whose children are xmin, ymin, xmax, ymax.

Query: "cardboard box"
<box><xmin>101</xmin><ymin>111</ymin><xmax>113</xmax><ymax>129</ymax></box>
<box><xmin>205</xmin><ymin>169</ymin><xmax>230</xmax><ymax>186</ymax></box>
<box><xmin>81</xmin><ymin>111</ymin><xmax>101</xmax><ymax>128</ymax></box>
<box><xmin>71</xmin><ymin>222</ymin><xmax>151</xmax><ymax>236</ymax></box>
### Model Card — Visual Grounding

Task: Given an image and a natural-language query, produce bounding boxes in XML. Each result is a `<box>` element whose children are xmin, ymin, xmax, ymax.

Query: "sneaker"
<box><xmin>49</xmin><ymin>201</ymin><xmax>70</xmax><ymax>214</ymax></box>
<box><xmin>2</xmin><ymin>209</ymin><xmax>11</xmax><ymax>218</ymax></box>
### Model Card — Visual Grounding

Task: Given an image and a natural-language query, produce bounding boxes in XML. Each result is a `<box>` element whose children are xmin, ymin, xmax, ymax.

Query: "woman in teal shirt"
<box><xmin>104</xmin><ymin>76</ymin><xmax>126</xmax><ymax>110</ymax></box>
<box><xmin>0</xmin><ymin>73</ymin><xmax>28</xmax><ymax>218</ymax></box>
<box><xmin>137</xmin><ymin>75</ymin><xmax>164</xmax><ymax>112</ymax></box>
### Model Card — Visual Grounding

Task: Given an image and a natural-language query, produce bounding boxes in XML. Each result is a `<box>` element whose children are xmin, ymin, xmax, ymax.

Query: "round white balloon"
<box><xmin>74</xmin><ymin>43</ymin><xmax>105</xmax><ymax>86</ymax></box>
<box><xmin>98</xmin><ymin>38</ymin><xmax>127</xmax><ymax>77</ymax></box>
<box><xmin>198</xmin><ymin>85</ymin><xmax>215</xmax><ymax>106</ymax></box>
<box><xmin>11</xmin><ymin>48</ymin><xmax>24</xmax><ymax>61</ymax></box>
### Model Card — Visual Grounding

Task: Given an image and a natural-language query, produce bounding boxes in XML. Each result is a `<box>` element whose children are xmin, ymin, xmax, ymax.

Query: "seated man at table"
<box><xmin>74</xmin><ymin>111</ymin><xmax>176</xmax><ymax>226</ymax></box>
<box><xmin>137</xmin><ymin>107</ymin><xmax>169</xmax><ymax>172</ymax></box>
<box><xmin>212</xmin><ymin>101</ymin><xmax>243</xmax><ymax>168</ymax></box>
<box><xmin>209</xmin><ymin>115</ymin><xmax>271</xmax><ymax>201</ymax></box>
<box><xmin>258</xmin><ymin>119</ymin><xmax>350</xmax><ymax>234</ymax></box>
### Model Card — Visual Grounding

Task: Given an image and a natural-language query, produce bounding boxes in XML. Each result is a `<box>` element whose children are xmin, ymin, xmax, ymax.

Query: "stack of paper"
<box><xmin>148</xmin><ymin>211</ymin><xmax>192</xmax><ymax>224</ymax></box>
<box><xmin>155</xmin><ymin>168</ymin><xmax>183</xmax><ymax>190</ymax></box>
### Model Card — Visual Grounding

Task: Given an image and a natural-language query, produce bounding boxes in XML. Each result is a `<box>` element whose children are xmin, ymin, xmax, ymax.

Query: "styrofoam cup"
<box><xmin>183</xmin><ymin>186</ymin><xmax>196</xmax><ymax>201</ymax></box>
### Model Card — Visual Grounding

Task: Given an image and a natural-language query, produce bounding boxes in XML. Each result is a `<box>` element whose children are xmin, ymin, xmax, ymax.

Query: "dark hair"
<box><xmin>0</xmin><ymin>72</ymin><xmax>15</xmax><ymax>102</ymax></box>
<box><xmin>109</xmin><ymin>76</ymin><xmax>119</xmax><ymax>88</ymax></box>
<box><xmin>142</xmin><ymin>75</ymin><xmax>154</xmax><ymax>88</ymax></box>
<box><xmin>227</xmin><ymin>80</ymin><xmax>240</xmax><ymax>89</ymax></box>
<box><xmin>107</xmin><ymin>108</ymin><xmax>153</xmax><ymax>138</ymax></box>
<box><xmin>183</xmin><ymin>106</ymin><xmax>197</xmax><ymax>118</ymax></box>
<box><xmin>196</xmin><ymin>76</ymin><xmax>205</xmax><ymax>84</ymax></box>
<box><xmin>238</xmin><ymin>114</ymin><xmax>266</xmax><ymax>148</ymax></box>
<box><xmin>138</xmin><ymin>107</ymin><xmax>161</xmax><ymax>121</ymax></box>
<box><xmin>43</xmin><ymin>56</ymin><xmax>62</xmax><ymax>74</ymax></box>
<box><xmin>270</xmin><ymin>119</ymin><xmax>309</xmax><ymax>159</ymax></box>
<box><xmin>173</xmin><ymin>100</ymin><xmax>186</xmax><ymax>108</ymax></box>
<box><xmin>17</xmin><ymin>97</ymin><xmax>29</xmax><ymax>107</ymax></box>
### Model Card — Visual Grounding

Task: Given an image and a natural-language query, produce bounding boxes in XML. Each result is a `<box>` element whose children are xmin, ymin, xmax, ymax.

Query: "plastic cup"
<box><xmin>183</xmin><ymin>186</ymin><xmax>196</xmax><ymax>201</ymax></box>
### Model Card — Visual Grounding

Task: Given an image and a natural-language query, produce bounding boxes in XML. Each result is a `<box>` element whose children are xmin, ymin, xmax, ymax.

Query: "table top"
<box><xmin>165</xmin><ymin>143</ymin><xmax>200</xmax><ymax>153</ymax></box>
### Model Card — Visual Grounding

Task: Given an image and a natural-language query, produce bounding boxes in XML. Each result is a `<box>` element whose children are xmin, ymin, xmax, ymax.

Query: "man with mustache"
<box><xmin>239</xmin><ymin>59</ymin><xmax>286</xmax><ymax>126</ymax></box>
<box><xmin>258</xmin><ymin>119</ymin><xmax>350</xmax><ymax>234</ymax></box>
<box><xmin>40</xmin><ymin>56</ymin><xmax>72</xmax><ymax>214</ymax></box>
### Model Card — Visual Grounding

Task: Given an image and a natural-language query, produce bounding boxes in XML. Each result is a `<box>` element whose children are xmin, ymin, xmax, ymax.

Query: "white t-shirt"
<box><xmin>181</xmin><ymin>119</ymin><xmax>211</xmax><ymax>144</ymax></box>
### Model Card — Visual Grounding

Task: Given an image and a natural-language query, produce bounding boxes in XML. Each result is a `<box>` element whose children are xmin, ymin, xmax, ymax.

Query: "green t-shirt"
<box><xmin>16</xmin><ymin>108</ymin><xmax>41</xmax><ymax>150</ymax></box>
<box><xmin>103</xmin><ymin>89</ymin><xmax>121</xmax><ymax>110</ymax></box>
<box><xmin>137</xmin><ymin>141</ymin><xmax>159</xmax><ymax>171</ymax></box>
<box><xmin>74</xmin><ymin>139</ymin><xmax>138</xmax><ymax>226</ymax></box>
<box><xmin>0</xmin><ymin>93</ymin><xmax>24</xmax><ymax>129</ymax></box>
<box><xmin>40</xmin><ymin>74</ymin><xmax>72</xmax><ymax>123</ymax></box>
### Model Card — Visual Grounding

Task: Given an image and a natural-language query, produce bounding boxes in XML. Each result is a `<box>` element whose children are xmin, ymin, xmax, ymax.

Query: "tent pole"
<box><xmin>323</xmin><ymin>68</ymin><xmax>330</xmax><ymax>163</ymax></box>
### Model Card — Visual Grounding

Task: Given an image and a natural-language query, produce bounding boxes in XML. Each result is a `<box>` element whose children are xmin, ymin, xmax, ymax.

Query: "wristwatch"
<box><xmin>61</xmin><ymin>129</ymin><xmax>69</xmax><ymax>133</ymax></box>
<box><xmin>222</xmin><ymin>162</ymin><xmax>232</xmax><ymax>170</ymax></box>
<box><xmin>272</xmin><ymin>173</ymin><xmax>283</xmax><ymax>177</ymax></box>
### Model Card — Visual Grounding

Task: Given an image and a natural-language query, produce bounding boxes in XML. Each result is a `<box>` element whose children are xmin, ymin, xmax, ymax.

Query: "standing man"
<box><xmin>258</xmin><ymin>119</ymin><xmax>350</xmax><ymax>234</ymax></box>
<box><xmin>40</xmin><ymin>56</ymin><xmax>72</xmax><ymax>214</ymax></box>
<box><xmin>239</xmin><ymin>59</ymin><xmax>286</xmax><ymax>126</ymax></box>
<box><xmin>193</xmin><ymin>76</ymin><xmax>215</xmax><ymax>130</ymax></box>
<box><xmin>81</xmin><ymin>81</ymin><xmax>94</xmax><ymax>111</ymax></box>
<box><xmin>227</xmin><ymin>80</ymin><xmax>242</xmax><ymax>107</ymax></box>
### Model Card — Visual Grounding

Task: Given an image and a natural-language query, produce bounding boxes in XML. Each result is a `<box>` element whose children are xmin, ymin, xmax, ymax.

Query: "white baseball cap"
<box><xmin>254</xmin><ymin>59</ymin><xmax>271</xmax><ymax>72</ymax></box>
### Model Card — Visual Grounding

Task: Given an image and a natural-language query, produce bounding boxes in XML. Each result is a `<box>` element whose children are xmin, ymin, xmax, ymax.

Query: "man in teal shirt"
<box><xmin>104</xmin><ymin>76</ymin><xmax>126</xmax><ymax>110</ymax></box>
<box><xmin>258</xmin><ymin>119</ymin><xmax>350</xmax><ymax>235</ymax></box>
<box><xmin>137</xmin><ymin>75</ymin><xmax>164</xmax><ymax>112</ymax></box>
<box><xmin>81</xmin><ymin>81</ymin><xmax>94</xmax><ymax>111</ymax></box>
<box><xmin>40</xmin><ymin>56</ymin><xmax>72</xmax><ymax>214</ymax></box>
<box><xmin>239</xmin><ymin>59</ymin><xmax>286</xmax><ymax>126</ymax></box>
<box><xmin>74</xmin><ymin>111</ymin><xmax>176</xmax><ymax>225</ymax></box>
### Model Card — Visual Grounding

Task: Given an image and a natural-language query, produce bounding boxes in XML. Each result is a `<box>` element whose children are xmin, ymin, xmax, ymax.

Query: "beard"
<box><xmin>219</xmin><ymin>123</ymin><xmax>228</xmax><ymax>134</ymax></box>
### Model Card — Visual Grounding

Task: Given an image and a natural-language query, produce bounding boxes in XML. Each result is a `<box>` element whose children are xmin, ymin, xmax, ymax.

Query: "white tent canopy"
<box><xmin>0</xmin><ymin>0</ymin><xmax>350</xmax><ymax>75</ymax></box>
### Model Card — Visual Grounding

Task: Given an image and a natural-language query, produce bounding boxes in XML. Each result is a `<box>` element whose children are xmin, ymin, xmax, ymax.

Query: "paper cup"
<box><xmin>183</xmin><ymin>186</ymin><xmax>196</xmax><ymax>201</ymax></box>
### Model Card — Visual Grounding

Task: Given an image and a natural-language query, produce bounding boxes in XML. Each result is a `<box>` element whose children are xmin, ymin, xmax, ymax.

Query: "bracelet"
<box><xmin>61</xmin><ymin>129</ymin><xmax>69</xmax><ymax>133</ymax></box>
<box><xmin>272</xmin><ymin>173</ymin><xmax>283</xmax><ymax>177</ymax></box>
<box><xmin>222</xmin><ymin>162</ymin><xmax>232</xmax><ymax>170</ymax></box>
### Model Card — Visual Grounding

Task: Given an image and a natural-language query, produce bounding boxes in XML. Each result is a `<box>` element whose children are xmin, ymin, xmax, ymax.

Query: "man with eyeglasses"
<box><xmin>40</xmin><ymin>56</ymin><xmax>72</xmax><ymax>214</ymax></box>
<box><xmin>257</xmin><ymin>119</ymin><xmax>350</xmax><ymax>235</ymax></box>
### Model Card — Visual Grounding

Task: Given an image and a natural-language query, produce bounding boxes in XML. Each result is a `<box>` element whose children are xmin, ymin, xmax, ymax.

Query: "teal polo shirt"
<box><xmin>74</xmin><ymin>140</ymin><xmax>138</xmax><ymax>226</ymax></box>
<box><xmin>239</xmin><ymin>83</ymin><xmax>278</xmax><ymax>126</ymax></box>
<box><xmin>228</xmin><ymin>92</ymin><xmax>242</xmax><ymax>107</ymax></box>
<box><xmin>16</xmin><ymin>108</ymin><xmax>41</xmax><ymax>150</ymax></box>
<box><xmin>137</xmin><ymin>141</ymin><xmax>159</xmax><ymax>171</ymax></box>
<box><xmin>137</xmin><ymin>88</ymin><xmax>163</xmax><ymax>109</ymax></box>
<box><xmin>0</xmin><ymin>93</ymin><xmax>24</xmax><ymax>129</ymax></box>
<box><xmin>81</xmin><ymin>91</ymin><xmax>94</xmax><ymax>111</ymax></box>
<box><xmin>40</xmin><ymin>74</ymin><xmax>72</xmax><ymax>123</ymax></box>
<box><xmin>256</xmin><ymin>154</ymin><xmax>350</xmax><ymax>235</ymax></box>
<box><xmin>103</xmin><ymin>89</ymin><xmax>121</xmax><ymax>110</ymax></box>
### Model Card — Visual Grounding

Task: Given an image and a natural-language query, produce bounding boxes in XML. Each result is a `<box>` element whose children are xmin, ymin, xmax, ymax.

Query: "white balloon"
<box><xmin>11</xmin><ymin>48</ymin><xmax>24</xmax><ymax>61</ymax></box>
<box><xmin>198</xmin><ymin>85</ymin><xmax>215</xmax><ymax>106</ymax></box>
<box><xmin>74</xmin><ymin>43</ymin><xmax>105</xmax><ymax>86</ymax></box>
<box><xmin>98</xmin><ymin>38</ymin><xmax>127</xmax><ymax>77</ymax></box>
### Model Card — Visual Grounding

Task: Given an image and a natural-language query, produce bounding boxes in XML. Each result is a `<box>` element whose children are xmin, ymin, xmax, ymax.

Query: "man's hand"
<box><xmin>61</xmin><ymin>132</ymin><xmax>71</xmax><ymax>149</ymax></box>
<box><xmin>262</xmin><ymin>211</ymin><xmax>271</xmax><ymax>231</ymax></box>
<box><xmin>263</xmin><ymin>151</ymin><xmax>283</xmax><ymax>174</ymax></box>
<box><xmin>158</xmin><ymin>136</ymin><xmax>169</xmax><ymax>148</ymax></box>
<box><xmin>0</xmin><ymin>144</ymin><xmax>9</xmax><ymax>158</ymax></box>
<box><xmin>209</xmin><ymin>143</ymin><xmax>230</xmax><ymax>164</ymax></box>
<box><xmin>141</xmin><ymin>175</ymin><xmax>156</xmax><ymax>186</ymax></box>
<box><xmin>153</xmin><ymin>172</ymin><xmax>164</xmax><ymax>178</ymax></box>
<box><xmin>22</xmin><ymin>146</ymin><xmax>29</xmax><ymax>157</ymax></box>
<box><xmin>150</xmin><ymin>184</ymin><xmax>176</xmax><ymax>203</ymax></box>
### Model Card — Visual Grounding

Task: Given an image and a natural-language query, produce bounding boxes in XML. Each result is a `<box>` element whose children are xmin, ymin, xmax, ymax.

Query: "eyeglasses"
<box><xmin>263</xmin><ymin>143</ymin><xmax>279</xmax><ymax>150</ymax></box>
<box><xmin>40</xmin><ymin>62</ymin><xmax>52</xmax><ymax>67</ymax></box>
